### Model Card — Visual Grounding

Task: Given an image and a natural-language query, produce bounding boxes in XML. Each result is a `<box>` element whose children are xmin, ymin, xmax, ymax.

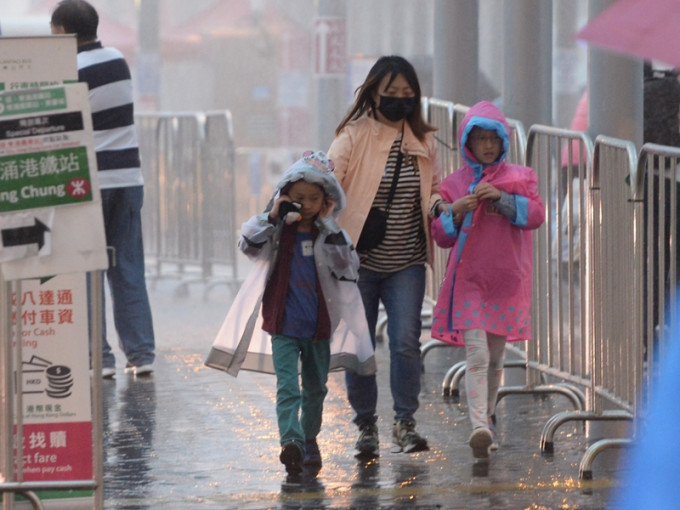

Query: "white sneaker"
<box><xmin>125</xmin><ymin>363</ymin><xmax>153</xmax><ymax>376</ymax></box>
<box><xmin>101</xmin><ymin>367</ymin><xmax>116</xmax><ymax>379</ymax></box>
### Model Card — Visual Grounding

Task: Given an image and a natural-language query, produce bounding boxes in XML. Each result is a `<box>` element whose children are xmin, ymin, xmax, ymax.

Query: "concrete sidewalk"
<box><xmin>99</xmin><ymin>276</ymin><xmax>624</xmax><ymax>509</ymax></box>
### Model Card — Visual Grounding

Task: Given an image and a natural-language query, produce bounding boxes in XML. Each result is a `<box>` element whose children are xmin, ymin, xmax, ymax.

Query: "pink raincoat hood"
<box><xmin>459</xmin><ymin>101</ymin><xmax>511</xmax><ymax>172</ymax></box>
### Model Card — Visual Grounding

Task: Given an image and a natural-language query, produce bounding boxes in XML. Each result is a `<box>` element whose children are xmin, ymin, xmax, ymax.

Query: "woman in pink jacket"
<box><xmin>431</xmin><ymin>101</ymin><xmax>544</xmax><ymax>460</ymax></box>
<box><xmin>328</xmin><ymin>55</ymin><xmax>445</xmax><ymax>458</ymax></box>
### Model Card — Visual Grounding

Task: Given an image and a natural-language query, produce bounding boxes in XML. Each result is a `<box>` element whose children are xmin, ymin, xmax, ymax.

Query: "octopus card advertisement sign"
<box><xmin>11</xmin><ymin>273</ymin><xmax>92</xmax><ymax>482</ymax></box>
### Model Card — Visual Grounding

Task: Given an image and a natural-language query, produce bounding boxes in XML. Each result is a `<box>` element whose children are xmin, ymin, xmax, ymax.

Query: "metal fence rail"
<box><xmin>534</xmin><ymin>136</ymin><xmax>639</xmax><ymax>478</ymax></box>
<box><xmin>428</xmin><ymin>98</ymin><xmax>457</xmax><ymax>177</ymax></box>
<box><xmin>521</xmin><ymin>125</ymin><xmax>593</xmax><ymax>392</ymax></box>
<box><xmin>201</xmin><ymin>111</ymin><xmax>239</xmax><ymax>296</ymax></box>
<box><xmin>564</xmin><ymin>135</ymin><xmax>641</xmax><ymax>478</ymax></box>
<box><xmin>505</xmin><ymin>126</ymin><xmax>597</xmax><ymax>448</ymax></box>
<box><xmin>425</xmin><ymin>99</ymin><xmax>456</xmax><ymax>308</ymax></box>
<box><xmin>136</xmin><ymin>111</ymin><xmax>240</xmax><ymax>297</ymax></box>
<box><xmin>636</xmin><ymin>144</ymin><xmax>680</xmax><ymax>404</ymax></box>
<box><xmin>517</xmin><ymin>131</ymin><xmax>644</xmax><ymax>480</ymax></box>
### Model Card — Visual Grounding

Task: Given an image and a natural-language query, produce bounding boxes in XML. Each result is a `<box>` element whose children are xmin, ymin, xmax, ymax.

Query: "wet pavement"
<box><xmin>99</xmin><ymin>265</ymin><xmax>625</xmax><ymax>509</ymax></box>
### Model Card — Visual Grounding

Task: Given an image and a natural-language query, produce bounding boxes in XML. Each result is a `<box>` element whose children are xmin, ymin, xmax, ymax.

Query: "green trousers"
<box><xmin>271</xmin><ymin>334</ymin><xmax>330</xmax><ymax>446</ymax></box>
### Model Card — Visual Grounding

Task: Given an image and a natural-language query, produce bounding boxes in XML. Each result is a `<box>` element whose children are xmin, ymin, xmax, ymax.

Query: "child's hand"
<box><xmin>268</xmin><ymin>196</ymin><xmax>287</xmax><ymax>222</ymax></box>
<box><xmin>269</xmin><ymin>196</ymin><xmax>301</xmax><ymax>224</ymax></box>
<box><xmin>474</xmin><ymin>183</ymin><xmax>502</xmax><ymax>202</ymax></box>
<box><xmin>452</xmin><ymin>195</ymin><xmax>479</xmax><ymax>216</ymax></box>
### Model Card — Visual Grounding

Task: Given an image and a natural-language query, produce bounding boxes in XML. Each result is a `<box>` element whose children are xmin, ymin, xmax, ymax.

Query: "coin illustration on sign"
<box><xmin>45</xmin><ymin>365</ymin><xmax>74</xmax><ymax>399</ymax></box>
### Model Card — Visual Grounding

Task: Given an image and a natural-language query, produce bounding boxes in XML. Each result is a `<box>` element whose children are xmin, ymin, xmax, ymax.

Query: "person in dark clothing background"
<box><xmin>51</xmin><ymin>0</ymin><xmax>156</xmax><ymax>378</ymax></box>
<box><xmin>642</xmin><ymin>61</ymin><xmax>680</xmax><ymax>358</ymax></box>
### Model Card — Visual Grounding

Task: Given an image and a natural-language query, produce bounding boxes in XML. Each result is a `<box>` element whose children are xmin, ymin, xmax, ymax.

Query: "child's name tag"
<box><xmin>301</xmin><ymin>240</ymin><xmax>314</xmax><ymax>257</ymax></box>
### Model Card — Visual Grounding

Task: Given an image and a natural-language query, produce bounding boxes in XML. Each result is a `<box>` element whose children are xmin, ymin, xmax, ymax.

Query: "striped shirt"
<box><xmin>77</xmin><ymin>41</ymin><xmax>143</xmax><ymax>189</ymax></box>
<box><xmin>361</xmin><ymin>134</ymin><xmax>427</xmax><ymax>272</ymax></box>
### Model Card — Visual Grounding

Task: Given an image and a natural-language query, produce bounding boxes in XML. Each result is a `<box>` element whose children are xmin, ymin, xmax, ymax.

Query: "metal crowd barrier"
<box><xmin>428</xmin><ymin>98</ymin><xmax>457</xmax><ymax>177</ymax></box>
<box><xmin>491</xmin><ymin>125</ymin><xmax>595</xmax><ymax>407</ymax></box>
<box><xmin>636</xmin><ymin>144</ymin><xmax>680</xmax><ymax>410</ymax></box>
<box><xmin>534</xmin><ymin>136</ymin><xmax>639</xmax><ymax>479</ymax></box>
<box><xmin>424</xmin><ymin>98</ymin><xmax>456</xmax><ymax>312</ymax></box>
<box><xmin>136</xmin><ymin>111</ymin><xmax>240</xmax><ymax>298</ymax></box>
<box><xmin>201</xmin><ymin>111</ymin><xmax>239</xmax><ymax>296</ymax></box>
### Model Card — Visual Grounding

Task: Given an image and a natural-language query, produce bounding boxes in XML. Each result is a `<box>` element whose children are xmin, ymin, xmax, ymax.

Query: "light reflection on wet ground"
<box><xmin>100</xmin><ymin>279</ymin><xmax>624</xmax><ymax>509</ymax></box>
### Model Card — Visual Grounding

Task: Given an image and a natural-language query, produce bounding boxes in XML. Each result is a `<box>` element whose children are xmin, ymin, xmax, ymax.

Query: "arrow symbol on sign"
<box><xmin>1</xmin><ymin>219</ymin><xmax>50</xmax><ymax>250</ymax></box>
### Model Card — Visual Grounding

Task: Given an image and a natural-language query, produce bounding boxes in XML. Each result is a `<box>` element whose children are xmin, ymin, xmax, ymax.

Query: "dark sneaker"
<box><xmin>469</xmin><ymin>427</ymin><xmax>493</xmax><ymax>459</ymax></box>
<box><xmin>279</xmin><ymin>441</ymin><xmax>303</xmax><ymax>476</ymax></box>
<box><xmin>392</xmin><ymin>420</ymin><xmax>429</xmax><ymax>453</ymax></box>
<box><xmin>355</xmin><ymin>422</ymin><xmax>379</xmax><ymax>457</ymax></box>
<box><xmin>303</xmin><ymin>438</ymin><xmax>322</xmax><ymax>467</ymax></box>
<box><xmin>489</xmin><ymin>414</ymin><xmax>499</xmax><ymax>451</ymax></box>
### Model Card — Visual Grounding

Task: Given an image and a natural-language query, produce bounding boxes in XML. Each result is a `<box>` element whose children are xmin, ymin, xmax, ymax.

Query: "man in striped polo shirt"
<box><xmin>51</xmin><ymin>0</ymin><xmax>155</xmax><ymax>378</ymax></box>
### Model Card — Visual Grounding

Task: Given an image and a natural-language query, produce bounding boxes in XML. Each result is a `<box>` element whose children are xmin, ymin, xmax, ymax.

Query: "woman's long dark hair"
<box><xmin>334</xmin><ymin>55</ymin><xmax>435</xmax><ymax>141</ymax></box>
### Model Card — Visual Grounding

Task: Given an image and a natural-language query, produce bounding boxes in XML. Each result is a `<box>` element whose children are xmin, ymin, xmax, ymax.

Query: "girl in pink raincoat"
<box><xmin>430</xmin><ymin>101</ymin><xmax>544</xmax><ymax>460</ymax></box>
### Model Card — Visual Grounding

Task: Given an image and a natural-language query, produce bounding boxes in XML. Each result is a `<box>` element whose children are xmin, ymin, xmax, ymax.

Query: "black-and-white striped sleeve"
<box><xmin>77</xmin><ymin>42</ymin><xmax>143</xmax><ymax>189</ymax></box>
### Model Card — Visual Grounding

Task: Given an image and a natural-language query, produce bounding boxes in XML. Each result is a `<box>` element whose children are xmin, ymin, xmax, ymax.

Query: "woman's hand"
<box><xmin>434</xmin><ymin>201</ymin><xmax>450</xmax><ymax>218</ymax></box>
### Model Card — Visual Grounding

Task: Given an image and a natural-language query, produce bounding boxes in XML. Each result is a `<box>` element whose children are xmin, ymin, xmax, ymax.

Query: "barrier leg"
<box><xmin>16</xmin><ymin>491</ymin><xmax>43</xmax><ymax>510</ymax></box>
<box><xmin>497</xmin><ymin>383</ymin><xmax>584</xmax><ymax>411</ymax></box>
<box><xmin>442</xmin><ymin>361</ymin><xmax>466</xmax><ymax>396</ymax></box>
<box><xmin>540</xmin><ymin>409</ymin><xmax>633</xmax><ymax>453</ymax></box>
<box><xmin>579</xmin><ymin>438</ymin><xmax>631</xmax><ymax>480</ymax></box>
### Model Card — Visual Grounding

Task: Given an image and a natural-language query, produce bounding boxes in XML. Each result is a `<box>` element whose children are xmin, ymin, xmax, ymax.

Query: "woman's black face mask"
<box><xmin>378</xmin><ymin>95</ymin><xmax>417</xmax><ymax>122</ymax></box>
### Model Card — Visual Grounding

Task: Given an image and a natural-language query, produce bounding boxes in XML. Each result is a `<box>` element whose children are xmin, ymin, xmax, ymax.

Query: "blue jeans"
<box><xmin>96</xmin><ymin>186</ymin><xmax>155</xmax><ymax>368</ymax></box>
<box><xmin>272</xmin><ymin>335</ymin><xmax>330</xmax><ymax>445</ymax></box>
<box><xmin>345</xmin><ymin>264</ymin><xmax>426</xmax><ymax>426</ymax></box>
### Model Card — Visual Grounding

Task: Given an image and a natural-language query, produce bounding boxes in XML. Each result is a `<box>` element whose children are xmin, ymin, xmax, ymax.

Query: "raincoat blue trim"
<box><xmin>441</xmin><ymin>206</ymin><xmax>458</xmax><ymax>238</ymax></box>
<box><xmin>512</xmin><ymin>195</ymin><xmax>529</xmax><ymax>227</ymax></box>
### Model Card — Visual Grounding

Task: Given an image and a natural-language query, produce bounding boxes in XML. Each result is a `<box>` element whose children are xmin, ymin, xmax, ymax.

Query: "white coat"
<box><xmin>205</xmin><ymin>154</ymin><xmax>376</xmax><ymax>377</ymax></box>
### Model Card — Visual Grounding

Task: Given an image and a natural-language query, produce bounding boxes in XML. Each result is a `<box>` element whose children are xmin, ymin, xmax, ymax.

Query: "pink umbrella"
<box><xmin>576</xmin><ymin>0</ymin><xmax>680</xmax><ymax>70</ymax></box>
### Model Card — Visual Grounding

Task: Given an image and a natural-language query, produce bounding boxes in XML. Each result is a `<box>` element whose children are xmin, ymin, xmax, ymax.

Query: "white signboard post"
<box><xmin>0</xmin><ymin>36</ymin><xmax>107</xmax><ymax>509</ymax></box>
